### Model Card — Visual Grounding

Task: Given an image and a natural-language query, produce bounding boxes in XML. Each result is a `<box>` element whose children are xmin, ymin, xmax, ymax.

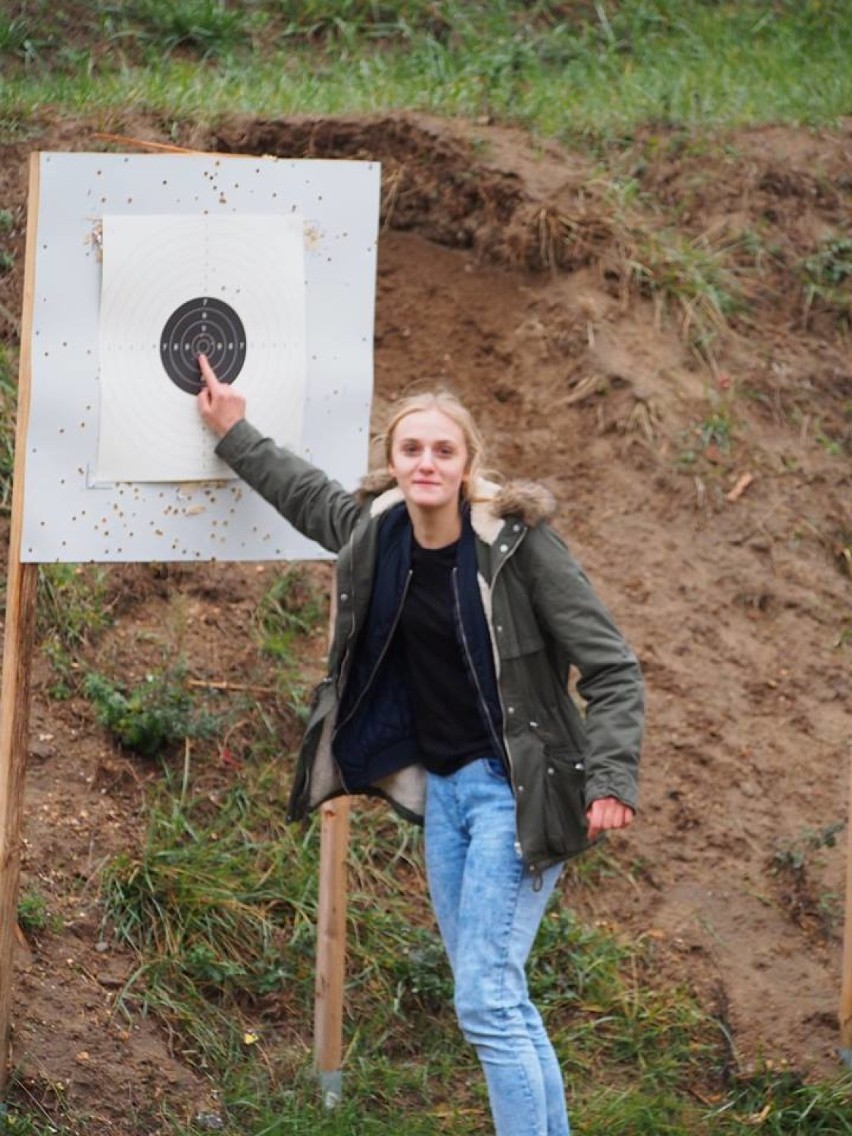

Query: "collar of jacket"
<box><xmin>361</xmin><ymin>474</ymin><xmax>556</xmax><ymax>546</ymax></box>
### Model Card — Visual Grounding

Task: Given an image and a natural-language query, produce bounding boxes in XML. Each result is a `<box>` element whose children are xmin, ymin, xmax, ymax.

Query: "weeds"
<box><xmin>772</xmin><ymin>822</ymin><xmax>845</xmax><ymax>874</ymax></box>
<box><xmin>35</xmin><ymin>562</ymin><xmax>114</xmax><ymax>696</ymax></box>
<box><xmin>84</xmin><ymin>659</ymin><xmax>219</xmax><ymax>756</ymax></box>
<box><xmin>36</xmin><ymin>563</ymin><xmax>111</xmax><ymax>649</ymax></box>
<box><xmin>718</xmin><ymin>1068</ymin><xmax>852</xmax><ymax>1134</ymax></box>
<box><xmin>802</xmin><ymin>235</ymin><xmax>852</xmax><ymax>326</ymax></box>
<box><xmin>622</xmin><ymin>228</ymin><xmax>742</xmax><ymax>362</ymax></box>
<box><xmin>15</xmin><ymin>887</ymin><xmax>57</xmax><ymax>935</ymax></box>
<box><xmin>770</xmin><ymin>822</ymin><xmax>845</xmax><ymax>939</ymax></box>
<box><xmin>0</xmin><ymin>1106</ymin><xmax>73</xmax><ymax>1135</ymax></box>
<box><xmin>0</xmin><ymin>344</ymin><xmax>16</xmax><ymax>512</ymax></box>
<box><xmin>254</xmin><ymin>566</ymin><xmax>327</xmax><ymax>660</ymax></box>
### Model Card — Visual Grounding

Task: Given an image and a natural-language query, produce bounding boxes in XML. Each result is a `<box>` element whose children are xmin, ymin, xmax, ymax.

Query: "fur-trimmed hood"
<box><xmin>358</xmin><ymin>470</ymin><xmax>556</xmax><ymax>545</ymax></box>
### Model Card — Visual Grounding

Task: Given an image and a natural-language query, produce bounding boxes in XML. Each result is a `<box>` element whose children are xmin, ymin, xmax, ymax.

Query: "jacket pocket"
<box><xmin>542</xmin><ymin>748</ymin><xmax>589</xmax><ymax>857</ymax></box>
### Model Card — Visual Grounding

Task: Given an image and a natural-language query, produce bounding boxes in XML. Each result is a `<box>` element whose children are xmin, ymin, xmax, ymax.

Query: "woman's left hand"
<box><xmin>586</xmin><ymin>796</ymin><xmax>634</xmax><ymax>842</ymax></box>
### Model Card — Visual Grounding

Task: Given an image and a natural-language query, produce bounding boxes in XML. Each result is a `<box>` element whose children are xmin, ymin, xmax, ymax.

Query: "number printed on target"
<box><xmin>161</xmin><ymin>296</ymin><xmax>247</xmax><ymax>394</ymax></box>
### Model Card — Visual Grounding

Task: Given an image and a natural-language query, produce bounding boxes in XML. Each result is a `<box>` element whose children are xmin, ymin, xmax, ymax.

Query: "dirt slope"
<box><xmin>0</xmin><ymin>111</ymin><xmax>850</xmax><ymax>1129</ymax></box>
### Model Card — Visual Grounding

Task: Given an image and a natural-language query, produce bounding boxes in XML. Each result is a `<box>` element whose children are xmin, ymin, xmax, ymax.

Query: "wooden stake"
<box><xmin>314</xmin><ymin>795</ymin><xmax>351</xmax><ymax>1106</ymax></box>
<box><xmin>839</xmin><ymin>743</ymin><xmax>852</xmax><ymax>1066</ymax></box>
<box><xmin>0</xmin><ymin>153</ymin><xmax>41</xmax><ymax>1091</ymax></box>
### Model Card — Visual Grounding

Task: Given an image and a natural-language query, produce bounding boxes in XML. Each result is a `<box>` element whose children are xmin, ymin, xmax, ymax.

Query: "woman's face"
<box><xmin>388</xmin><ymin>407</ymin><xmax>469</xmax><ymax>515</ymax></box>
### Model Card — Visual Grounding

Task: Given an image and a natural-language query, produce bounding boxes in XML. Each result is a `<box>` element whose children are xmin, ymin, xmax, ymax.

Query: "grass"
<box><xmin>89</xmin><ymin>747</ymin><xmax>852</xmax><ymax>1136</ymax></box>
<box><xmin>254</xmin><ymin>565</ymin><xmax>328</xmax><ymax>661</ymax></box>
<box><xmin>1</xmin><ymin>3</ymin><xmax>851</xmax><ymax>137</ymax></box>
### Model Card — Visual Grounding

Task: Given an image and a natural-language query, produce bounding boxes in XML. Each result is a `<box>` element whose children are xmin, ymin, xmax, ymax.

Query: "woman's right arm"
<box><xmin>197</xmin><ymin>355</ymin><xmax>362</xmax><ymax>554</ymax></box>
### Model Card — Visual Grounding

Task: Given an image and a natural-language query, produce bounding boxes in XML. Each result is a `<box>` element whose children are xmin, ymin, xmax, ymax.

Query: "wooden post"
<box><xmin>0</xmin><ymin>153</ymin><xmax>40</xmax><ymax>1092</ymax></box>
<box><xmin>840</xmin><ymin>743</ymin><xmax>852</xmax><ymax>1066</ymax></box>
<box><xmin>314</xmin><ymin>795</ymin><xmax>351</xmax><ymax>1106</ymax></box>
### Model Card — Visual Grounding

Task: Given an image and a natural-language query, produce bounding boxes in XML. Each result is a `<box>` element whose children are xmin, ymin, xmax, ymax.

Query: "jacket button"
<box><xmin>499</xmin><ymin>543</ymin><xmax>509</xmax><ymax>552</ymax></box>
<box><xmin>513</xmin><ymin>523</ymin><xmax>521</xmax><ymax>532</ymax></box>
<box><xmin>517</xmin><ymin>784</ymin><xmax>525</xmax><ymax>794</ymax></box>
<box><xmin>547</xmin><ymin>766</ymin><xmax>555</xmax><ymax>776</ymax></box>
<box><xmin>496</xmin><ymin>624</ymin><xmax>503</xmax><ymax>634</ymax></box>
<box><xmin>339</xmin><ymin>593</ymin><xmax>349</xmax><ymax>602</ymax></box>
<box><xmin>507</xmin><ymin>706</ymin><xmax>515</xmax><ymax>715</ymax></box>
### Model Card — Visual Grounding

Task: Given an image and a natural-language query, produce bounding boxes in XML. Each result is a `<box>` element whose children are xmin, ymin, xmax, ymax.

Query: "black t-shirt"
<box><xmin>398</xmin><ymin>536</ymin><xmax>494</xmax><ymax>775</ymax></box>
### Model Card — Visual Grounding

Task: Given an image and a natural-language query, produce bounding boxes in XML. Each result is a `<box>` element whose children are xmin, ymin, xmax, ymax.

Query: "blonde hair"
<box><xmin>379</xmin><ymin>390</ymin><xmax>496</xmax><ymax>502</ymax></box>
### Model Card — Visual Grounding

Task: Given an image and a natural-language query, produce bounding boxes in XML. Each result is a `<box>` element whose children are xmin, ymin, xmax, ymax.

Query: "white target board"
<box><xmin>21</xmin><ymin>151</ymin><xmax>381</xmax><ymax>563</ymax></box>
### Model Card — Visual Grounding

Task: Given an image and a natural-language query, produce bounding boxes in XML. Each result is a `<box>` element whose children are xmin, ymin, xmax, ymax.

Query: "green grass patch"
<box><xmin>1</xmin><ymin>3</ymin><xmax>851</xmax><ymax>136</ymax></box>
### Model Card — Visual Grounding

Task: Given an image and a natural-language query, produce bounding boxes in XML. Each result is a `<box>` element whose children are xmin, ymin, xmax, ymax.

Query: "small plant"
<box><xmin>16</xmin><ymin>887</ymin><xmax>53</xmax><ymax>935</ymax></box>
<box><xmin>84</xmin><ymin>661</ymin><xmax>218</xmax><ymax>756</ymax></box>
<box><xmin>698</xmin><ymin>410</ymin><xmax>734</xmax><ymax>452</ymax></box>
<box><xmin>802</xmin><ymin>234</ymin><xmax>852</xmax><ymax>324</ymax></box>
<box><xmin>772</xmin><ymin>822</ymin><xmax>845</xmax><ymax>873</ymax></box>
<box><xmin>770</xmin><ymin>822</ymin><xmax>845</xmax><ymax>940</ymax></box>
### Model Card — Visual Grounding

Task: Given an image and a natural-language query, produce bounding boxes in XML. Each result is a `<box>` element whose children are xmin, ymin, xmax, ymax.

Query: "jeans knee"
<box><xmin>454</xmin><ymin>987</ymin><xmax>506</xmax><ymax>1046</ymax></box>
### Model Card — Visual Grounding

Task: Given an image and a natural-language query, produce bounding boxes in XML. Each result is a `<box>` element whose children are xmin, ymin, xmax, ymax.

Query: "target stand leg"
<box><xmin>314</xmin><ymin>797</ymin><xmax>350</xmax><ymax>1108</ymax></box>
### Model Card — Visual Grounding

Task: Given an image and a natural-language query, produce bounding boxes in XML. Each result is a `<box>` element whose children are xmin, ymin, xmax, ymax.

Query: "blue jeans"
<box><xmin>424</xmin><ymin>757</ymin><xmax>571</xmax><ymax>1136</ymax></box>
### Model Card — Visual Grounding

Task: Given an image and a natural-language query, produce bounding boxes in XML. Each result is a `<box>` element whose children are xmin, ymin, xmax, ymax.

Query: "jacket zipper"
<box><xmin>460</xmin><ymin>532</ymin><xmax>538</xmax><ymax>876</ymax></box>
<box><xmin>451</xmin><ymin>567</ymin><xmax>508</xmax><ymax>769</ymax></box>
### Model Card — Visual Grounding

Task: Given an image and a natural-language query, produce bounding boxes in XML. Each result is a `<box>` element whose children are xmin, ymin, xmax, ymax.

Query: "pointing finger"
<box><xmin>197</xmin><ymin>353</ymin><xmax>218</xmax><ymax>389</ymax></box>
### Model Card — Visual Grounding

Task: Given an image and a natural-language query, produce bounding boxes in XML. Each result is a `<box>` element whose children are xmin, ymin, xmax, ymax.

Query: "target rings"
<box><xmin>160</xmin><ymin>297</ymin><xmax>247</xmax><ymax>394</ymax></box>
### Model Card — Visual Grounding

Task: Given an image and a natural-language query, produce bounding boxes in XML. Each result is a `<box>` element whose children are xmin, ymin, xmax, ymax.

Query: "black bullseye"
<box><xmin>160</xmin><ymin>297</ymin><xmax>247</xmax><ymax>394</ymax></box>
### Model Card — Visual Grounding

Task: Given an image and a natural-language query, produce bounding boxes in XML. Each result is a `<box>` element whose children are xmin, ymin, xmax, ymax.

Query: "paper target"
<box><xmin>160</xmin><ymin>297</ymin><xmax>247</xmax><ymax>394</ymax></box>
<box><xmin>97</xmin><ymin>213</ymin><xmax>306</xmax><ymax>483</ymax></box>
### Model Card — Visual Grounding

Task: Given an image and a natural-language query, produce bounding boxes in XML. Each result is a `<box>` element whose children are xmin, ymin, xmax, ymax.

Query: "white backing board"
<box><xmin>21</xmin><ymin>151</ymin><xmax>381</xmax><ymax>563</ymax></box>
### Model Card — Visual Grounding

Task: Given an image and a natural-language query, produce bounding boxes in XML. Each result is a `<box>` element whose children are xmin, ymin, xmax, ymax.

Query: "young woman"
<box><xmin>196</xmin><ymin>355</ymin><xmax>643</xmax><ymax>1136</ymax></box>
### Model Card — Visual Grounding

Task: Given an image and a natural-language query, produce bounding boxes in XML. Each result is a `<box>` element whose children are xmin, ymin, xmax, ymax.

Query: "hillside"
<box><xmin>0</xmin><ymin>110</ymin><xmax>850</xmax><ymax>1130</ymax></box>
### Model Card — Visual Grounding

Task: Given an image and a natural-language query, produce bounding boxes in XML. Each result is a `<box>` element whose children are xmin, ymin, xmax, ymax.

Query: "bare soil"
<box><xmin>0</xmin><ymin>110</ymin><xmax>850</xmax><ymax>1132</ymax></box>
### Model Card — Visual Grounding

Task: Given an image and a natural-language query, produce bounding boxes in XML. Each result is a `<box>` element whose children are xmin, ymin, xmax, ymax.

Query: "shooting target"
<box><xmin>20</xmin><ymin>150</ymin><xmax>380</xmax><ymax>563</ymax></box>
<box><xmin>160</xmin><ymin>297</ymin><xmax>247</xmax><ymax>394</ymax></box>
<box><xmin>96</xmin><ymin>213</ymin><xmax>306</xmax><ymax>483</ymax></box>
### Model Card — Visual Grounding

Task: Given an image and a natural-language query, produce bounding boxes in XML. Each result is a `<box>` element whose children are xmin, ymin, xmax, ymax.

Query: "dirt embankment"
<box><xmin>0</xmin><ymin>111</ymin><xmax>850</xmax><ymax>1129</ymax></box>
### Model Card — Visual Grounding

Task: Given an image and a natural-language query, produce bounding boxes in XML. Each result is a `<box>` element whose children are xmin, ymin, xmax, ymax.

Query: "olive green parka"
<box><xmin>217</xmin><ymin>420</ymin><xmax>644</xmax><ymax>873</ymax></box>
